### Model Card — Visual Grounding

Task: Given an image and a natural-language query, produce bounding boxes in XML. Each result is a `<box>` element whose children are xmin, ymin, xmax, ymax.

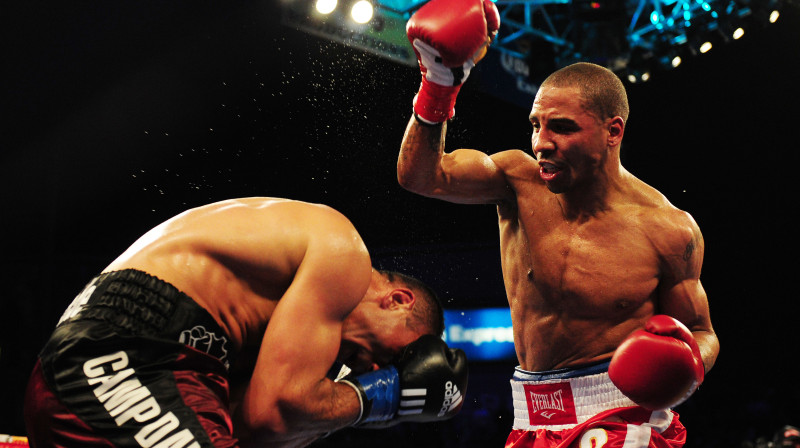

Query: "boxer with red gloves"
<box><xmin>398</xmin><ymin>8</ymin><xmax>720</xmax><ymax>444</ymax></box>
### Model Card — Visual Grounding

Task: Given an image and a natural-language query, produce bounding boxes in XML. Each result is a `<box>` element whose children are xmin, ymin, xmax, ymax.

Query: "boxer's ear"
<box><xmin>607</xmin><ymin>116</ymin><xmax>624</xmax><ymax>147</ymax></box>
<box><xmin>381</xmin><ymin>288</ymin><xmax>414</xmax><ymax>310</ymax></box>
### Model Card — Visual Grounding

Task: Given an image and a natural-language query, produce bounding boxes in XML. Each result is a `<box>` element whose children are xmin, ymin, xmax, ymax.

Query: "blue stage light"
<box><xmin>442</xmin><ymin>309</ymin><xmax>516</xmax><ymax>361</ymax></box>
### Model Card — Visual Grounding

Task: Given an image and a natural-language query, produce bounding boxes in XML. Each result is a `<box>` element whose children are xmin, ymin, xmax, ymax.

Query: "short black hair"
<box><xmin>542</xmin><ymin>62</ymin><xmax>630</xmax><ymax>123</ymax></box>
<box><xmin>380</xmin><ymin>270</ymin><xmax>445</xmax><ymax>337</ymax></box>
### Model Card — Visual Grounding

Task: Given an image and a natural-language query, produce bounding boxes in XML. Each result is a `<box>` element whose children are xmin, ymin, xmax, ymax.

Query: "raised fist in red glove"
<box><xmin>406</xmin><ymin>0</ymin><xmax>500</xmax><ymax>124</ymax></box>
<box><xmin>609</xmin><ymin>315</ymin><xmax>705</xmax><ymax>410</ymax></box>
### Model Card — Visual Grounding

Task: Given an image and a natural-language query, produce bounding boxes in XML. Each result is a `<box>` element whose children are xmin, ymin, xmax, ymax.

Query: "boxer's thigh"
<box><xmin>34</xmin><ymin>333</ymin><xmax>237</xmax><ymax>447</ymax></box>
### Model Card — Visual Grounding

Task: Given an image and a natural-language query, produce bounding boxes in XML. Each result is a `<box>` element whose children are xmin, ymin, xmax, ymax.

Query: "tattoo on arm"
<box><xmin>682</xmin><ymin>230</ymin><xmax>703</xmax><ymax>263</ymax></box>
<box><xmin>682</xmin><ymin>240</ymin><xmax>694</xmax><ymax>262</ymax></box>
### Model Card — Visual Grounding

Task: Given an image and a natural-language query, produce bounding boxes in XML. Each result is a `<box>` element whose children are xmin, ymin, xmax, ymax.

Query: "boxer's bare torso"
<box><xmin>397</xmin><ymin>82</ymin><xmax>716</xmax><ymax>373</ymax></box>
<box><xmin>33</xmin><ymin>197</ymin><xmax>447</xmax><ymax>445</ymax></box>
<box><xmin>492</xmin><ymin>150</ymin><xmax>699</xmax><ymax>371</ymax></box>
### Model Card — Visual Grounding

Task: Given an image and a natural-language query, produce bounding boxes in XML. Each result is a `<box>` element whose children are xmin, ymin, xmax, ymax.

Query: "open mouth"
<box><xmin>539</xmin><ymin>162</ymin><xmax>562</xmax><ymax>181</ymax></box>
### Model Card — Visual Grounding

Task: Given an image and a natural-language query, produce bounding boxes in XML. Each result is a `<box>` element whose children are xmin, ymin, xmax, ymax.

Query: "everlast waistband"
<box><xmin>510</xmin><ymin>362</ymin><xmax>637</xmax><ymax>431</ymax></box>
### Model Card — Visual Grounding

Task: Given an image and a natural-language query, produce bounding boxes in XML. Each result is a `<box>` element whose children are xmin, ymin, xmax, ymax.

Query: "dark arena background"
<box><xmin>3</xmin><ymin>0</ymin><xmax>800</xmax><ymax>446</ymax></box>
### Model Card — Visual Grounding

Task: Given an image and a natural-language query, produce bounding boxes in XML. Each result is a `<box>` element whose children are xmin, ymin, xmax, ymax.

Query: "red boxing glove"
<box><xmin>609</xmin><ymin>315</ymin><xmax>705</xmax><ymax>410</ymax></box>
<box><xmin>406</xmin><ymin>0</ymin><xmax>500</xmax><ymax>124</ymax></box>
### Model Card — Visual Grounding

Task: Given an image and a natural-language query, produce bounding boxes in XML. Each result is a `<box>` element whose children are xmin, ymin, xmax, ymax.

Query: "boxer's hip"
<box><xmin>510</xmin><ymin>361</ymin><xmax>637</xmax><ymax>431</ymax></box>
<box><xmin>29</xmin><ymin>270</ymin><xmax>237</xmax><ymax>447</ymax></box>
<box><xmin>41</xmin><ymin>269</ymin><xmax>234</xmax><ymax>371</ymax></box>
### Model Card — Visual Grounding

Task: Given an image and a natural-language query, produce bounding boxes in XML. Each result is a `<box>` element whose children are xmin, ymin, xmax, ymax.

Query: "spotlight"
<box><xmin>753</xmin><ymin>1</ymin><xmax>781</xmax><ymax>25</ymax></box>
<box><xmin>699</xmin><ymin>41</ymin><xmax>712</xmax><ymax>53</ymax></box>
<box><xmin>351</xmin><ymin>0</ymin><xmax>373</xmax><ymax>23</ymax></box>
<box><xmin>315</xmin><ymin>0</ymin><xmax>337</xmax><ymax>14</ymax></box>
<box><xmin>671</xmin><ymin>55</ymin><xmax>682</xmax><ymax>67</ymax></box>
<box><xmin>717</xmin><ymin>13</ymin><xmax>746</xmax><ymax>40</ymax></box>
<box><xmin>625</xmin><ymin>67</ymin><xmax>651</xmax><ymax>83</ymax></box>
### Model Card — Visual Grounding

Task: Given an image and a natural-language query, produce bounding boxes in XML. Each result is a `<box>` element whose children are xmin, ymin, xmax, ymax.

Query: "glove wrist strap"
<box><xmin>413</xmin><ymin>77</ymin><xmax>462</xmax><ymax>123</ymax></box>
<box><xmin>341</xmin><ymin>366</ymin><xmax>400</xmax><ymax>425</ymax></box>
<box><xmin>337</xmin><ymin>379</ymin><xmax>365</xmax><ymax>425</ymax></box>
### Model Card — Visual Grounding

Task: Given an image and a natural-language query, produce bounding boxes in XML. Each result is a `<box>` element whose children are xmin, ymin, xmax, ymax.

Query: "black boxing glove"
<box><xmin>338</xmin><ymin>335</ymin><xmax>468</xmax><ymax>427</ymax></box>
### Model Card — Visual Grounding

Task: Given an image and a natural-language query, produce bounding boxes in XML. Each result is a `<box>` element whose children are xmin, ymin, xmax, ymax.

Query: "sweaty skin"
<box><xmin>104</xmin><ymin>197</ymin><xmax>423</xmax><ymax>447</ymax></box>
<box><xmin>398</xmin><ymin>85</ymin><xmax>718</xmax><ymax>373</ymax></box>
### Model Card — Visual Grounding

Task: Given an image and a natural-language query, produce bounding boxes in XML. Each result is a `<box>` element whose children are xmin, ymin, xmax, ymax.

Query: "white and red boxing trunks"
<box><xmin>24</xmin><ymin>270</ymin><xmax>238</xmax><ymax>448</ymax></box>
<box><xmin>506</xmin><ymin>362</ymin><xmax>687</xmax><ymax>448</ymax></box>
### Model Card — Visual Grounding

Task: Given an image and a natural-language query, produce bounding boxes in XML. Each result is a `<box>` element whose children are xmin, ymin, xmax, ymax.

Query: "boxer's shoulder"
<box><xmin>491</xmin><ymin>149</ymin><xmax>542</xmax><ymax>188</ymax></box>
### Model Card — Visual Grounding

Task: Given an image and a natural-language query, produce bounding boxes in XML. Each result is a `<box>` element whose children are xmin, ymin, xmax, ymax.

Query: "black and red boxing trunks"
<box><xmin>24</xmin><ymin>269</ymin><xmax>239</xmax><ymax>448</ymax></box>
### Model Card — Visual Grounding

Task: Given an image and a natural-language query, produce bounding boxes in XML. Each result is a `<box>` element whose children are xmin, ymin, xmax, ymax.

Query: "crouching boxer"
<box><xmin>23</xmin><ymin>197</ymin><xmax>467</xmax><ymax>448</ymax></box>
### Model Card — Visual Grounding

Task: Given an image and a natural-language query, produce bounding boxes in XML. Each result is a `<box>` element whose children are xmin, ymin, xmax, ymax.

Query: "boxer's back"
<box><xmin>104</xmin><ymin>197</ymin><xmax>368</xmax><ymax>352</ymax></box>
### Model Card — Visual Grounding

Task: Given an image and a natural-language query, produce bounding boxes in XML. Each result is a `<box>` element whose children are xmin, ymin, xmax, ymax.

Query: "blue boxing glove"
<box><xmin>338</xmin><ymin>335</ymin><xmax>468</xmax><ymax>426</ymax></box>
<box><xmin>341</xmin><ymin>366</ymin><xmax>401</xmax><ymax>424</ymax></box>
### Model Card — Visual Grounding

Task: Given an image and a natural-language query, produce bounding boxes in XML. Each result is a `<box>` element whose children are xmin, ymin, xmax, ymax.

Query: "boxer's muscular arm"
<box><xmin>657</xmin><ymin>211</ymin><xmax>720</xmax><ymax>373</ymax></box>
<box><xmin>399</xmin><ymin>0</ymin><xmax>509</xmax><ymax>204</ymax></box>
<box><xmin>238</xmin><ymin>211</ymin><xmax>372</xmax><ymax>447</ymax></box>
<box><xmin>397</xmin><ymin>116</ymin><xmax>516</xmax><ymax>204</ymax></box>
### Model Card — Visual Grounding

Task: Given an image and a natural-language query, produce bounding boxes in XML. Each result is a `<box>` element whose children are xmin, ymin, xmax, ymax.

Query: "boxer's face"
<box><xmin>338</xmin><ymin>327</ymin><xmax>419</xmax><ymax>374</ymax></box>
<box><xmin>338</xmin><ymin>320</ymin><xmax>420</xmax><ymax>374</ymax></box>
<box><xmin>338</xmin><ymin>274</ymin><xmax>421</xmax><ymax>374</ymax></box>
<box><xmin>530</xmin><ymin>85</ymin><xmax>610</xmax><ymax>194</ymax></box>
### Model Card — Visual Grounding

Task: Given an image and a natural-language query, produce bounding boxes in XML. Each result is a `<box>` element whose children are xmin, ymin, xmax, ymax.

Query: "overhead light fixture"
<box><xmin>351</xmin><ymin>0</ymin><xmax>373</xmax><ymax>24</ymax></box>
<box><xmin>315</xmin><ymin>0</ymin><xmax>337</xmax><ymax>14</ymax></box>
